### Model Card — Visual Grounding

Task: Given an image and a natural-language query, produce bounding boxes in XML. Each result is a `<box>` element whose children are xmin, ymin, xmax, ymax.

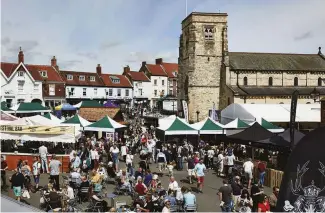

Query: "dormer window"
<box><xmin>173</xmin><ymin>71</ymin><xmax>178</xmax><ymax>77</ymax></box>
<box><xmin>204</xmin><ymin>26</ymin><xmax>214</xmax><ymax>40</ymax></box>
<box><xmin>79</xmin><ymin>75</ymin><xmax>85</xmax><ymax>81</ymax></box>
<box><xmin>110</xmin><ymin>76</ymin><xmax>120</xmax><ymax>84</ymax></box>
<box><xmin>40</xmin><ymin>71</ymin><xmax>47</xmax><ymax>78</ymax></box>
<box><xmin>90</xmin><ymin>76</ymin><xmax>95</xmax><ymax>82</ymax></box>
<box><xmin>67</xmin><ymin>74</ymin><xmax>73</xmax><ymax>80</ymax></box>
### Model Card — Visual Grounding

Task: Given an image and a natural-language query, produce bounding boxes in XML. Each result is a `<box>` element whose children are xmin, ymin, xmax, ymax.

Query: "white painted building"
<box><xmin>139</xmin><ymin>62</ymin><xmax>168</xmax><ymax>108</ymax></box>
<box><xmin>123</xmin><ymin>66</ymin><xmax>151</xmax><ymax>106</ymax></box>
<box><xmin>101</xmin><ymin>73</ymin><xmax>133</xmax><ymax>104</ymax></box>
<box><xmin>1</xmin><ymin>62</ymin><xmax>43</xmax><ymax>106</ymax></box>
<box><xmin>60</xmin><ymin>65</ymin><xmax>108</xmax><ymax>104</ymax></box>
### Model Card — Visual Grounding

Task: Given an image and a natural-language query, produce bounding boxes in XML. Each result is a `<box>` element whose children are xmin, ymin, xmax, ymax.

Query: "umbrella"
<box><xmin>55</xmin><ymin>103</ymin><xmax>76</xmax><ymax>111</ymax></box>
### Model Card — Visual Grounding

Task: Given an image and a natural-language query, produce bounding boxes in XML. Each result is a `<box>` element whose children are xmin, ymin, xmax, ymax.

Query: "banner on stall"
<box><xmin>0</xmin><ymin>125</ymin><xmax>74</xmax><ymax>135</ymax></box>
<box><xmin>182</xmin><ymin>100</ymin><xmax>189</xmax><ymax>122</ymax></box>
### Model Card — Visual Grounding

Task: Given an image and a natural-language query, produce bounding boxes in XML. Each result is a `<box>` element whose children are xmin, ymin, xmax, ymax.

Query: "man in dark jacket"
<box><xmin>10</xmin><ymin>169</ymin><xmax>25</xmax><ymax>201</ymax></box>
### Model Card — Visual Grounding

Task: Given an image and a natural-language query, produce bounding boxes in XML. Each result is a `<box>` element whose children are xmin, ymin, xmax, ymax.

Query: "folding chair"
<box><xmin>86</xmin><ymin>195</ymin><xmax>104</xmax><ymax>212</ymax></box>
<box><xmin>185</xmin><ymin>204</ymin><xmax>198</xmax><ymax>212</ymax></box>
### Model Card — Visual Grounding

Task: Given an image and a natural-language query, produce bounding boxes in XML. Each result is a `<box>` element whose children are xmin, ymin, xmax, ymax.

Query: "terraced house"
<box><xmin>60</xmin><ymin>64</ymin><xmax>107</xmax><ymax>105</ymax></box>
<box><xmin>0</xmin><ymin>48</ymin><xmax>65</xmax><ymax>108</ymax></box>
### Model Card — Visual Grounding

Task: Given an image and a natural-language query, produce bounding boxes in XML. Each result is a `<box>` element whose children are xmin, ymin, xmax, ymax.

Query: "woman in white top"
<box><xmin>126</xmin><ymin>152</ymin><xmax>134</xmax><ymax>176</ymax></box>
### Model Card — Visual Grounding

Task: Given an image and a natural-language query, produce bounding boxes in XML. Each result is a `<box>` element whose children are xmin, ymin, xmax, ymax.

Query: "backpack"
<box><xmin>181</xmin><ymin>147</ymin><xmax>189</xmax><ymax>157</ymax></box>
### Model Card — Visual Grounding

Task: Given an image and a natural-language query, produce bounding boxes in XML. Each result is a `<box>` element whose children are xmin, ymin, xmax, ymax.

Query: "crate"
<box><xmin>270</xmin><ymin>169</ymin><xmax>283</xmax><ymax>189</ymax></box>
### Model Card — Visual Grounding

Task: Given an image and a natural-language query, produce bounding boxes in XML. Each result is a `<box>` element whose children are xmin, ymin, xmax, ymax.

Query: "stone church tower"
<box><xmin>177</xmin><ymin>12</ymin><xmax>229</xmax><ymax>122</ymax></box>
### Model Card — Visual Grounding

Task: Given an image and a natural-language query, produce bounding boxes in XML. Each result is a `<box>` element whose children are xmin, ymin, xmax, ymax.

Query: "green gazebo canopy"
<box><xmin>84</xmin><ymin>115</ymin><xmax>126</xmax><ymax>132</ymax></box>
<box><xmin>10</xmin><ymin>102</ymin><xmax>50</xmax><ymax>113</ymax></box>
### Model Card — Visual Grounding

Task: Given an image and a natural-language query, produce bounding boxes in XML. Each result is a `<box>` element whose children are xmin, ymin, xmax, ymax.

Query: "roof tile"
<box><xmin>127</xmin><ymin>71</ymin><xmax>150</xmax><ymax>82</ymax></box>
<box><xmin>146</xmin><ymin>64</ymin><xmax>168</xmax><ymax>76</ymax></box>
<box><xmin>229</xmin><ymin>52</ymin><xmax>325</xmax><ymax>71</ymax></box>
<box><xmin>60</xmin><ymin>71</ymin><xmax>104</xmax><ymax>86</ymax></box>
<box><xmin>101</xmin><ymin>74</ymin><xmax>133</xmax><ymax>88</ymax></box>
<box><xmin>161</xmin><ymin>62</ymin><xmax>178</xmax><ymax>78</ymax></box>
<box><xmin>25</xmin><ymin>64</ymin><xmax>64</xmax><ymax>82</ymax></box>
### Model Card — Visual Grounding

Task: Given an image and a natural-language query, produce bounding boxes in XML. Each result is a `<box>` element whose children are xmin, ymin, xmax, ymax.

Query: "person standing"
<box><xmin>243</xmin><ymin>158</ymin><xmax>254</xmax><ymax>189</ymax></box>
<box><xmin>257</xmin><ymin>161</ymin><xmax>266</xmax><ymax>188</ymax></box>
<box><xmin>110</xmin><ymin>144</ymin><xmax>120</xmax><ymax>171</ymax></box>
<box><xmin>10</xmin><ymin>169</ymin><xmax>25</xmax><ymax>201</ymax></box>
<box><xmin>120</xmin><ymin>143</ymin><xmax>127</xmax><ymax>162</ymax></box>
<box><xmin>187</xmin><ymin>155</ymin><xmax>195</xmax><ymax>184</ymax></box>
<box><xmin>217</xmin><ymin>151</ymin><xmax>225</xmax><ymax>177</ymax></box>
<box><xmin>226</xmin><ymin>149</ymin><xmax>236</xmax><ymax>177</ymax></box>
<box><xmin>1</xmin><ymin>156</ymin><xmax>8</xmax><ymax>190</ymax></box>
<box><xmin>218</xmin><ymin>179</ymin><xmax>233</xmax><ymax>212</ymax></box>
<box><xmin>156</xmin><ymin>149</ymin><xmax>167</xmax><ymax>172</ymax></box>
<box><xmin>90</xmin><ymin>146</ymin><xmax>98</xmax><ymax>170</ymax></box>
<box><xmin>49</xmin><ymin>155</ymin><xmax>61</xmax><ymax>191</ymax></box>
<box><xmin>32</xmin><ymin>157</ymin><xmax>41</xmax><ymax>189</ymax></box>
<box><xmin>194</xmin><ymin>159</ymin><xmax>207</xmax><ymax>193</ymax></box>
<box><xmin>207</xmin><ymin>147</ymin><xmax>215</xmax><ymax>169</ymax></box>
<box><xmin>231</xmin><ymin>176</ymin><xmax>243</xmax><ymax>211</ymax></box>
<box><xmin>126</xmin><ymin>151</ymin><xmax>134</xmax><ymax>176</ymax></box>
<box><xmin>39</xmin><ymin>143</ymin><xmax>49</xmax><ymax>173</ymax></box>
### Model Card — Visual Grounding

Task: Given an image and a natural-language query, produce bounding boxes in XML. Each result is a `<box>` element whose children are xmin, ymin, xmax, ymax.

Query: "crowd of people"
<box><xmin>0</xmin><ymin>109</ymin><xmax>280</xmax><ymax>212</ymax></box>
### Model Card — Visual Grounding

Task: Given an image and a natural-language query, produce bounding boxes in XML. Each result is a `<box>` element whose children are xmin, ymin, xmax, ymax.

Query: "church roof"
<box><xmin>229</xmin><ymin>52</ymin><xmax>325</xmax><ymax>72</ymax></box>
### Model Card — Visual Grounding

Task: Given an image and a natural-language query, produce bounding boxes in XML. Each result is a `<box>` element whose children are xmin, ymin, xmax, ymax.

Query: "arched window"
<box><xmin>243</xmin><ymin>77</ymin><xmax>248</xmax><ymax>86</ymax></box>
<box><xmin>268</xmin><ymin>77</ymin><xmax>273</xmax><ymax>86</ymax></box>
<box><xmin>294</xmin><ymin>77</ymin><xmax>298</xmax><ymax>86</ymax></box>
<box><xmin>318</xmin><ymin>77</ymin><xmax>322</xmax><ymax>86</ymax></box>
<box><xmin>306</xmin><ymin>102</ymin><xmax>311</xmax><ymax>104</ymax></box>
<box><xmin>279</xmin><ymin>102</ymin><xmax>284</xmax><ymax>104</ymax></box>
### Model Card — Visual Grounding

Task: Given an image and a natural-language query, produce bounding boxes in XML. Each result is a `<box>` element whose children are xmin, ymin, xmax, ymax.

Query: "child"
<box><xmin>167</xmin><ymin>162</ymin><xmax>174</xmax><ymax>177</ymax></box>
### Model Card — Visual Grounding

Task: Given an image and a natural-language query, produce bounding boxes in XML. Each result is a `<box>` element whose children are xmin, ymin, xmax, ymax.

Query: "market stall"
<box><xmin>84</xmin><ymin>115</ymin><xmax>126</xmax><ymax>132</ymax></box>
<box><xmin>62</xmin><ymin>114</ymin><xmax>92</xmax><ymax>127</ymax></box>
<box><xmin>43</xmin><ymin>112</ymin><xmax>62</xmax><ymax>123</ymax></box>
<box><xmin>249</xmin><ymin>118</ymin><xmax>284</xmax><ymax>133</ymax></box>
<box><xmin>9</xmin><ymin>102</ymin><xmax>51</xmax><ymax>114</ymax></box>
<box><xmin>191</xmin><ymin>117</ymin><xmax>224</xmax><ymax>134</ymax></box>
<box><xmin>223</xmin><ymin>118</ymin><xmax>250</xmax><ymax>135</ymax></box>
<box><xmin>157</xmin><ymin>116</ymin><xmax>198</xmax><ymax>135</ymax></box>
<box><xmin>73</xmin><ymin>100</ymin><xmax>102</xmax><ymax>108</ymax></box>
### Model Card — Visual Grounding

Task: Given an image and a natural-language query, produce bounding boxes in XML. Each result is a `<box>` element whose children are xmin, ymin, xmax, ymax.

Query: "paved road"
<box><xmin>1</xmin><ymin>160</ymin><xmax>271</xmax><ymax>212</ymax></box>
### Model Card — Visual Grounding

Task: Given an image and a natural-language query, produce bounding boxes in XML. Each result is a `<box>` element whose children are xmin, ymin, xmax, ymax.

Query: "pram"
<box><xmin>115</xmin><ymin>179</ymin><xmax>134</xmax><ymax>196</ymax></box>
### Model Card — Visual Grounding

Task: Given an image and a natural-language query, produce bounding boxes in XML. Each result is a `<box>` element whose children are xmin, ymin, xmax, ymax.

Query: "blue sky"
<box><xmin>1</xmin><ymin>0</ymin><xmax>325</xmax><ymax>73</ymax></box>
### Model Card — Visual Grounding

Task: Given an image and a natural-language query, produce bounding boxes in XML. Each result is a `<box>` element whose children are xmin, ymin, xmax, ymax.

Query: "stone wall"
<box><xmin>231</xmin><ymin>70</ymin><xmax>325</xmax><ymax>87</ymax></box>
<box><xmin>178</xmin><ymin>13</ymin><xmax>228</xmax><ymax>121</ymax></box>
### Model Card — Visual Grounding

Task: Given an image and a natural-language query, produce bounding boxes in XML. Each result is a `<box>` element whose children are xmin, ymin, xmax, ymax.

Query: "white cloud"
<box><xmin>1</xmin><ymin>0</ymin><xmax>325</xmax><ymax>74</ymax></box>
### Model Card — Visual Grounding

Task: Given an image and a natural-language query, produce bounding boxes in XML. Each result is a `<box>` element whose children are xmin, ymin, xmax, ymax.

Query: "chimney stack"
<box><xmin>51</xmin><ymin>56</ymin><xmax>59</xmax><ymax>70</ymax></box>
<box><xmin>124</xmin><ymin>66</ymin><xmax>130</xmax><ymax>74</ymax></box>
<box><xmin>18</xmin><ymin>47</ymin><xmax>24</xmax><ymax>63</ymax></box>
<box><xmin>96</xmin><ymin>64</ymin><xmax>102</xmax><ymax>76</ymax></box>
<box><xmin>142</xmin><ymin>61</ymin><xmax>146</xmax><ymax>67</ymax></box>
<box><xmin>155</xmin><ymin>58</ymin><xmax>163</xmax><ymax>65</ymax></box>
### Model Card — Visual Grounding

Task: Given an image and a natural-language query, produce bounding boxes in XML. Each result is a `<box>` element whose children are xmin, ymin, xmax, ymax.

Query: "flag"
<box><xmin>210</xmin><ymin>102</ymin><xmax>218</xmax><ymax>121</ymax></box>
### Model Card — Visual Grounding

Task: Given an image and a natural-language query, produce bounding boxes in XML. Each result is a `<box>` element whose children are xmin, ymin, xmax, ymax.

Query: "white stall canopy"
<box><xmin>221</xmin><ymin>103</ymin><xmax>320</xmax><ymax>124</ymax></box>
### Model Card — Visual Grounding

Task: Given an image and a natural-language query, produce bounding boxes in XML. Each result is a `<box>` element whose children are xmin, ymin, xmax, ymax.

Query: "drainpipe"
<box><xmin>236</xmin><ymin>71</ymin><xmax>249</xmax><ymax>103</ymax></box>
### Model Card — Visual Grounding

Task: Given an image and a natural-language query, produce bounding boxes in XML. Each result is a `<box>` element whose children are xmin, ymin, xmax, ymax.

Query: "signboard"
<box><xmin>182</xmin><ymin>100</ymin><xmax>189</xmax><ymax>122</ymax></box>
<box><xmin>289</xmin><ymin>90</ymin><xmax>299</xmax><ymax>149</ymax></box>
<box><xmin>0</xmin><ymin>125</ymin><xmax>74</xmax><ymax>135</ymax></box>
<box><xmin>106</xmin><ymin>132</ymin><xmax>114</xmax><ymax>141</ymax></box>
<box><xmin>162</xmin><ymin>100</ymin><xmax>177</xmax><ymax>111</ymax></box>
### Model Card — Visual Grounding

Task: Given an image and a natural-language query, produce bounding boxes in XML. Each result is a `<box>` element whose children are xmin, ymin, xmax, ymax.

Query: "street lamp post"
<box><xmin>310</xmin><ymin>88</ymin><xmax>321</xmax><ymax>103</ymax></box>
<box><xmin>196</xmin><ymin>110</ymin><xmax>200</xmax><ymax>122</ymax></box>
